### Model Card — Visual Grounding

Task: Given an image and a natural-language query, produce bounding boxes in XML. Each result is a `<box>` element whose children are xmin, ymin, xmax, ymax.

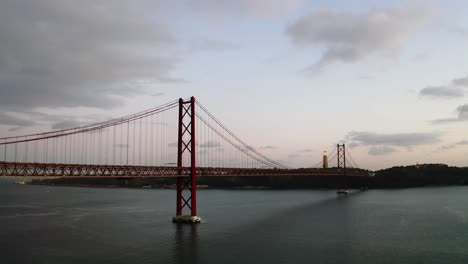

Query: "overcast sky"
<box><xmin>1</xmin><ymin>0</ymin><xmax>468</xmax><ymax>169</ymax></box>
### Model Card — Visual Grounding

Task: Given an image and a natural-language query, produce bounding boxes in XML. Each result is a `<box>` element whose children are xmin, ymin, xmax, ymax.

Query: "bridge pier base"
<box><xmin>172</xmin><ymin>215</ymin><xmax>202</xmax><ymax>224</ymax></box>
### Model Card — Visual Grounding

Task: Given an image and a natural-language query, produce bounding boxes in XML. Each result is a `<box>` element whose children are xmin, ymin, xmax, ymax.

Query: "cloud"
<box><xmin>168</xmin><ymin>142</ymin><xmax>178</xmax><ymax>148</ymax></box>
<box><xmin>0</xmin><ymin>0</ymin><xmax>180</xmax><ymax>111</ymax></box>
<box><xmin>288</xmin><ymin>154</ymin><xmax>300</xmax><ymax>159</ymax></box>
<box><xmin>346</xmin><ymin>131</ymin><xmax>441</xmax><ymax>147</ymax></box>
<box><xmin>151</xmin><ymin>92</ymin><xmax>165</xmax><ymax>97</ymax></box>
<box><xmin>0</xmin><ymin>108</ymin><xmax>113</xmax><ymax>135</ymax></box>
<box><xmin>287</xmin><ymin>148</ymin><xmax>315</xmax><ymax>159</ymax></box>
<box><xmin>368</xmin><ymin>146</ymin><xmax>397</xmax><ymax>156</ymax></box>
<box><xmin>419</xmin><ymin>74</ymin><xmax>468</xmax><ymax>99</ymax></box>
<box><xmin>114</xmin><ymin>144</ymin><xmax>129</xmax><ymax>149</ymax></box>
<box><xmin>419</xmin><ymin>86</ymin><xmax>464</xmax><ymax>99</ymax></box>
<box><xmin>453</xmin><ymin>76</ymin><xmax>468</xmax><ymax>86</ymax></box>
<box><xmin>187</xmin><ymin>0</ymin><xmax>303</xmax><ymax>18</ymax></box>
<box><xmin>200</xmin><ymin>141</ymin><xmax>222</xmax><ymax>148</ymax></box>
<box><xmin>454</xmin><ymin>26</ymin><xmax>468</xmax><ymax>38</ymax></box>
<box><xmin>432</xmin><ymin>104</ymin><xmax>468</xmax><ymax>124</ymax></box>
<box><xmin>260</xmin><ymin>145</ymin><xmax>277</xmax><ymax>150</ymax></box>
<box><xmin>0</xmin><ymin>110</ymin><xmax>104</xmax><ymax>131</ymax></box>
<box><xmin>439</xmin><ymin>140</ymin><xmax>468</xmax><ymax>151</ymax></box>
<box><xmin>0</xmin><ymin>112</ymin><xmax>36</xmax><ymax>128</ymax></box>
<box><xmin>297</xmin><ymin>149</ymin><xmax>313</xmax><ymax>153</ymax></box>
<box><xmin>286</xmin><ymin>3</ymin><xmax>432</xmax><ymax>70</ymax></box>
<box><xmin>51</xmin><ymin>119</ymin><xmax>86</xmax><ymax>130</ymax></box>
<box><xmin>187</xmin><ymin>39</ymin><xmax>240</xmax><ymax>53</ymax></box>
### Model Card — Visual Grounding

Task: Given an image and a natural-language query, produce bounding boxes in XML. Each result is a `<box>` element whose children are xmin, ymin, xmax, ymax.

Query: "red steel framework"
<box><xmin>337</xmin><ymin>144</ymin><xmax>347</xmax><ymax>190</ymax></box>
<box><xmin>176</xmin><ymin>97</ymin><xmax>197</xmax><ymax>217</ymax></box>
<box><xmin>0</xmin><ymin>163</ymin><xmax>367</xmax><ymax>177</ymax></box>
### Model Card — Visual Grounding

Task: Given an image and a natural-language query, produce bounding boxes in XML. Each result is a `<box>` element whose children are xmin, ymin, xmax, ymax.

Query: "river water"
<box><xmin>0</xmin><ymin>178</ymin><xmax>467</xmax><ymax>263</ymax></box>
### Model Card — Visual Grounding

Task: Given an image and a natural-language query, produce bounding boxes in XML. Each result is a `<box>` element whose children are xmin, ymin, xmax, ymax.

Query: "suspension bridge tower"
<box><xmin>173</xmin><ymin>96</ymin><xmax>201</xmax><ymax>223</ymax></box>
<box><xmin>336</xmin><ymin>144</ymin><xmax>348</xmax><ymax>195</ymax></box>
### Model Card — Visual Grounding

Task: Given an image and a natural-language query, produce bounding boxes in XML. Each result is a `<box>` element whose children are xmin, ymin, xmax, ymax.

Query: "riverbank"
<box><xmin>24</xmin><ymin>164</ymin><xmax>468</xmax><ymax>190</ymax></box>
<box><xmin>28</xmin><ymin>174</ymin><xmax>370</xmax><ymax>190</ymax></box>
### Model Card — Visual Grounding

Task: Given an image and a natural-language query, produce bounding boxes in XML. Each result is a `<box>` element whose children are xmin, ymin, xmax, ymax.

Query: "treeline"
<box><xmin>371</xmin><ymin>164</ymin><xmax>468</xmax><ymax>188</ymax></box>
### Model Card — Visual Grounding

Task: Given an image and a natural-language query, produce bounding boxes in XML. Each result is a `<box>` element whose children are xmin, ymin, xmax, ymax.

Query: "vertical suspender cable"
<box><xmin>24</xmin><ymin>136</ymin><xmax>28</xmax><ymax>162</ymax></box>
<box><xmin>133</xmin><ymin>119</ymin><xmax>135</xmax><ymax>165</ymax></box>
<box><xmin>45</xmin><ymin>138</ymin><xmax>48</xmax><ymax>163</ymax></box>
<box><xmin>126</xmin><ymin>121</ymin><xmax>129</xmax><ymax>165</ymax></box>
<box><xmin>113</xmin><ymin>126</ymin><xmax>116</xmax><ymax>165</ymax></box>
<box><xmin>120</xmin><ymin>123</ymin><xmax>123</xmax><ymax>165</ymax></box>
<box><xmin>14</xmin><ymin>137</ymin><xmax>17</xmax><ymax>163</ymax></box>
<box><xmin>105</xmin><ymin>128</ymin><xmax>109</xmax><ymax>165</ymax></box>
<box><xmin>150</xmin><ymin>114</ymin><xmax>153</xmax><ymax>166</ymax></box>
<box><xmin>139</xmin><ymin>118</ymin><xmax>142</xmax><ymax>166</ymax></box>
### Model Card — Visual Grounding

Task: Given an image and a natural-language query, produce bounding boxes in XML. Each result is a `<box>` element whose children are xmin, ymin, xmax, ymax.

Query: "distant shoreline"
<box><xmin>26</xmin><ymin>181</ymin><xmax>275</xmax><ymax>190</ymax></box>
<box><xmin>22</xmin><ymin>163</ymin><xmax>468</xmax><ymax>190</ymax></box>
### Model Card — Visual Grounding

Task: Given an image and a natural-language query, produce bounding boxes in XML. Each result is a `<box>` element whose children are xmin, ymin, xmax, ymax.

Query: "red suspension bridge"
<box><xmin>0</xmin><ymin>97</ymin><xmax>368</xmax><ymax>222</ymax></box>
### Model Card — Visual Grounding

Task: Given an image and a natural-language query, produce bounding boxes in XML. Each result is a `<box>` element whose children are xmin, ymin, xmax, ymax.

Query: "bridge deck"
<box><xmin>0</xmin><ymin>162</ymin><xmax>368</xmax><ymax>177</ymax></box>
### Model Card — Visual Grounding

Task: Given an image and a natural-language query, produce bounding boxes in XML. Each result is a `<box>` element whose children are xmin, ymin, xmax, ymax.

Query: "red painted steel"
<box><xmin>190</xmin><ymin>96</ymin><xmax>197</xmax><ymax>216</ymax></box>
<box><xmin>0</xmin><ymin>162</ymin><xmax>368</xmax><ymax>177</ymax></box>
<box><xmin>174</xmin><ymin>97</ymin><xmax>198</xmax><ymax>217</ymax></box>
<box><xmin>176</xmin><ymin>98</ymin><xmax>184</xmax><ymax>216</ymax></box>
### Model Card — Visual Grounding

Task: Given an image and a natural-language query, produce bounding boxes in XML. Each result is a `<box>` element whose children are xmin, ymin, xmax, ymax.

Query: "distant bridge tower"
<box><xmin>322</xmin><ymin>151</ymin><xmax>328</xmax><ymax>169</ymax></box>
<box><xmin>336</xmin><ymin>144</ymin><xmax>348</xmax><ymax>194</ymax></box>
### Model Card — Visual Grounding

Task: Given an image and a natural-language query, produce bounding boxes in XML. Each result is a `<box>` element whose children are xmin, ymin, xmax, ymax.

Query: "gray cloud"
<box><xmin>51</xmin><ymin>119</ymin><xmax>86</xmax><ymax>130</ymax></box>
<box><xmin>453</xmin><ymin>76</ymin><xmax>468</xmax><ymax>86</ymax></box>
<box><xmin>200</xmin><ymin>141</ymin><xmax>221</xmax><ymax>148</ymax></box>
<box><xmin>151</xmin><ymin>92</ymin><xmax>166</xmax><ymax>97</ymax></box>
<box><xmin>439</xmin><ymin>140</ymin><xmax>468</xmax><ymax>151</ymax></box>
<box><xmin>286</xmin><ymin>4</ymin><xmax>432</xmax><ymax>70</ymax></box>
<box><xmin>288</xmin><ymin>148</ymin><xmax>315</xmax><ymax>159</ymax></box>
<box><xmin>297</xmin><ymin>149</ymin><xmax>313</xmax><ymax>153</ymax></box>
<box><xmin>368</xmin><ymin>146</ymin><xmax>397</xmax><ymax>156</ymax></box>
<box><xmin>419</xmin><ymin>74</ymin><xmax>468</xmax><ymax>99</ymax></box>
<box><xmin>432</xmin><ymin>104</ymin><xmax>468</xmax><ymax>124</ymax></box>
<box><xmin>454</xmin><ymin>26</ymin><xmax>468</xmax><ymax>38</ymax></box>
<box><xmin>346</xmin><ymin>131</ymin><xmax>441</xmax><ymax>147</ymax></box>
<box><xmin>0</xmin><ymin>111</ymin><xmax>78</xmax><ymax>130</ymax></box>
<box><xmin>188</xmin><ymin>0</ymin><xmax>302</xmax><ymax>18</ymax></box>
<box><xmin>187</xmin><ymin>39</ymin><xmax>240</xmax><ymax>53</ymax></box>
<box><xmin>0</xmin><ymin>112</ymin><xmax>36</xmax><ymax>128</ymax></box>
<box><xmin>0</xmin><ymin>109</ymin><xmax>107</xmax><ymax>132</ymax></box>
<box><xmin>288</xmin><ymin>153</ymin><xmax>300</xmax><ymax>159</ymax></box>
<box><xmin>260</xmin><ymin>145</ymin><xmax>277</xmax><ymax>150</ymax></box>
<box><xmin>168</xmin><ymin>142</ymin><xmax>178</xmax><ymax>148</ymax></box>
<box><xmin>419</xmin><ymin>86</ymin><xmax>464</xmax><ymax>99</ymax></box>
<box><xmin>0</xmin><ymin>0</ymin><xmax>180</xmax><ymax>111</ymax></box>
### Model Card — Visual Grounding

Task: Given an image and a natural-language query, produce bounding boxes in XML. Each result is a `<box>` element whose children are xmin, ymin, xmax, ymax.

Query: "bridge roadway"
<box><xmin>0</xmin><ymin>162</ymin><xmax>368</xmax><ymax>178</ymax></box>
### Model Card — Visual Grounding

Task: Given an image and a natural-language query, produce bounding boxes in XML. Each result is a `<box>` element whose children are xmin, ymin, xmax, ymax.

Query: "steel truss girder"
<box><xmin>0</xmin><ymin>162</ymin><xmax>367</xmax><ymax>177</ymax></box>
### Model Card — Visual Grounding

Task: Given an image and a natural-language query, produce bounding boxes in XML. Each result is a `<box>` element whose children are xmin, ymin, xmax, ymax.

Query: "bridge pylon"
<box><xmin>173</xmin><ymin>96</ymin><xmax>201</xmax><ymax>223</ymax></box>
<box><xmin>336</xmin><ymin>144</ymin><xmax>348</xmax><ymax>195</ymax></box>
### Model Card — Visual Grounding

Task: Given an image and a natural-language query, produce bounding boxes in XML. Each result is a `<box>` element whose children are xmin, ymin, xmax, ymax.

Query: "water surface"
<box><xmin>1</xmin><ymin>179</ymin><xmax>467</xmax><ymax>263</ymax></box>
